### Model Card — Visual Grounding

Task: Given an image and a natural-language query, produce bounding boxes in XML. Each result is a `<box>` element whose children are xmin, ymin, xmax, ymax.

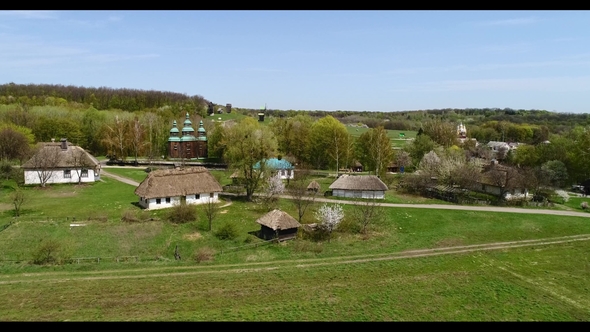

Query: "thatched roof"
<box><xmin>135</xmin><ymin>167</ymin><xmax>223</xmax><ymax>199</ymax></box>
<box><xmin>255</xmin><ymin>209</ymin><xmax>301</xmax><ymax>231</ymax></box>
<box><xmin>22</xmin><ymin>141</ymin><xmax>100</xmax><ymax>169</ymax></box>
<box><xmin>329</xmin><ymin>175</ymin><xmax>388</xmax><ymax>191</ymax></box>
<box><xmin>307</xmin><ymin>180</ymin><xmax>320</xmax><ymax>190</ymax></box>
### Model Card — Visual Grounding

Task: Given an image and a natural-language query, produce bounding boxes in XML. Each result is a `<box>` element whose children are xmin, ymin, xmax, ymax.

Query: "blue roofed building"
<box><xmin>254</xmin><ymin>157</ymin><xmax>295</xmax><ymax>179</ymax></box>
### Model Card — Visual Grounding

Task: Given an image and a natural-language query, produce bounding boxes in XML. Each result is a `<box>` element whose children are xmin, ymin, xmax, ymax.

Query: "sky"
<box><xmin>2</xmin><ymin>10</ymin><xmax>590</xmax><ymax>113</ymax></box>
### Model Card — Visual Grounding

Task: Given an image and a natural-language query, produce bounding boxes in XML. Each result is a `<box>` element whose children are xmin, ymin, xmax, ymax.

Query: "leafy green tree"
<box><xmin>81</xmin><ymin>106</ymin><xmax>106</xmax><ymax>154</ymax></box>
<box><xmin>541</xmin><ymin>160</ymin><xmax>569</xmax><ymax>188</ymax></box>
<box><xmin>222</xmin><ymin>117</ymin><xmax>277</xmax><ymax>201</ymax></box>
<box><xmin>0</xmin><ymin>123</ymin><xmax>35</xmax><ymax>162</ymax></box>
<box><xmin>309</xmin><ymin>116</ymin><xmax>349</xmax><ymax>170</ymax></box>
<box><xmin>207</xmin><ymin>122</ymin><xmax>226</xmax><ymax>159</ymax></box>
<box><xmin>356</xmin><ymin>126</ymin><xmax>394</xmax><ymax>177</ymax></box>
<box><xmin>404</xmin><ymin>134</ymin><xmax>438</xmax><ymax>167</ymax></box>
<box><xmin>422</xmin><ymin>119</ymin><xmax>457</xmax><ymax>147</ymax></box>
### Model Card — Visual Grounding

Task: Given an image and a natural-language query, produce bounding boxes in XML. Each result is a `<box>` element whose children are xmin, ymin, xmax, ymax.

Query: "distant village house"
<box><xmin>329</xmin><ymin>175</ymin><xmax>388</xmax><ymax>199</ymax></box>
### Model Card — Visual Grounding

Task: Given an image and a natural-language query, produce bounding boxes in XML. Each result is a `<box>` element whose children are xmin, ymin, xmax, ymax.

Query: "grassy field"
<box><xmin>1</xmin><ymin>173</ymin><xmax>590</xmax><ymax>320</ymax></box>
<box><xmin>346</xmin><ymin>126</ymin><xmax>416</xmax><ymax>149</ymax></box>
<box><xmin>0</xmin><ymin>240</ymin><xmax>588</xmax><ymax>321</ymax></box>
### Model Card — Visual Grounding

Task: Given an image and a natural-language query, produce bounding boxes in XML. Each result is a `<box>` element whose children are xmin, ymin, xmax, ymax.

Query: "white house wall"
<box><xmin>24</xmin><ymin>169</ymin><xmax>97</xmax><ymax>185</ymax></box>
<box><xmin>333</xmin><ymin>189</ymin><xmax>384</xmax><ymax>199</ymax></box>
<box><xmin>140</xmin><ymin>193</ymin><xmax>220</xmax><ymax>210</ymax></box>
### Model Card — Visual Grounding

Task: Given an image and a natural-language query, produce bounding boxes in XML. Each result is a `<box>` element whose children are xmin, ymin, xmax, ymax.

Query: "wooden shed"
<box><xmin>307</xmin><ymin>180</ymin><xmax>320</xmax><ymax>193</ymax></box>
<box><xmin>255</xmin><ymin>209</ymin><xmax>301</xmax><ymax>241</ymax></box>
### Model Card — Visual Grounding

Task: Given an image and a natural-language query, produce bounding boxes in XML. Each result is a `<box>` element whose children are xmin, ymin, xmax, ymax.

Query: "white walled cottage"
<box><xmin>134</xmin><ymin>167</ymin><xmax>223</xmax><ymax>210</ymax></box>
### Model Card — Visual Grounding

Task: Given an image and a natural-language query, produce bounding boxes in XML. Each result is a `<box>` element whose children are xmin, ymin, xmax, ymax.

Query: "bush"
<box><xmin>193</xmin><ymin>247</ymin><xmax>216</xmax><ymax>263</ymax></box>
<box><xmin>581</xmin><ymin>202</ymin><xmax>588</xmax><ymax>210</ymax></box>
<box><xmin>337</xmin><ymin>217</ymin><xmax>362</xmax><ymax>234</ymax></box>
<box><xmin>121</xmin><ymin>209</ymin><xmax>152</xmax><ymax>222</ymax></box>
<box><xmin>32</xmin><ymin>239</ymin><xmax>67</xmax><ymax>265</ymax></box>
<box><xmin>0</xmin><ymin>160</ymin><xmax>12</xmax><ymax>180</ymax></box>
<box><xmin>215</xmin><ymin>222</ymin><xmax>238</xmax><ymax>240</ymax></box>
<box><xmin>293</xmin><ymin>240</ymin><xmax>323</xmax><ymax>253</ymax></box>
<box><xmin>167</xmin><ymin>203</ymin><xmax>197</xmax><ymax>224</ymax></box>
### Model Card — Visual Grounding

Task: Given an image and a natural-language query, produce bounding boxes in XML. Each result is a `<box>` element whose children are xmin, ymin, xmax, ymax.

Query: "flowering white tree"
<box><xmin>261</xmin><ymin>172</ymin><xmax>285</xmax><ymax>210</ymax></box>
<box><xmin>555</xmin><ymin>189</ymin><xmax>570</xmax><ymax>203</ymax></box>
<box><xmin>315</xmin><ymin>204</ymin><xmax>344</xmax><ymax>242</ymax></box>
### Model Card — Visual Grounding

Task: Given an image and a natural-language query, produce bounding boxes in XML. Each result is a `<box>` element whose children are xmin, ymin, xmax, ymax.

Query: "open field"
<box><xmin>346</xmin><ymin>126</ymin><xmax>417</xmax><ymax>149</ymax></box>
<box><xmin>2</xmin><ymin>171</ymin><xmax>590</xmax><ymax>320</ymax></box>
<box><xmin>0</xmin><ymin>238</ymin><xmax>589</xmax><ymax>321</ymax></box>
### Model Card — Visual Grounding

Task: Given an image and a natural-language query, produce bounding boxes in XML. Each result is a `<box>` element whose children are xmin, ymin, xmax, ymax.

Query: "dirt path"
<box><xmin>2</xmin><ymin>234</ymin><xmax>589</xmax><ymax>285</ymax></box>
<box><xmin>275</xmin><ymin>195</ymin><xmax>590</xmax><ymax>218</ymax></box>
<box><xmin>100</xmin><ymin>170</ymin><xmax>140</xmax><ymax>187</ymax></box>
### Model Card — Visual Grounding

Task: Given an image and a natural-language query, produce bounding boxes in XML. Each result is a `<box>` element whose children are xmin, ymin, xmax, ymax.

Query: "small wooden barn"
<box><xmin>255</xmin><ymin>209</ymin><xmax>301</xmax><ymax>241</ymax></box>
<box><xmin>352</xmin><ymin>160</ymin><xmax>363</xmax><ymax>172</ymax></box>
<box><xmin>307</xmin><ymin>180</ymin><xmax>320</xmax><ymax>193</ymax></box>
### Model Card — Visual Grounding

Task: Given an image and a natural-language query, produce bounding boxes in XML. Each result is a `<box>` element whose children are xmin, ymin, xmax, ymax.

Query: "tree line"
<box><xmin>0</xmin><ymin>83</ymin><xmax>208</xmax><ymax>113</ymax></box>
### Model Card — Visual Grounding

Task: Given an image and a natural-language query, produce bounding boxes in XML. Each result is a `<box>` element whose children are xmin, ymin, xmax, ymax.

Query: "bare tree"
<box><xmin>70</xmin><ymin>147</ymin><xmax>93</xmax><ymax>184</ymax></box>
<box><xmin>102</xmin><ymin>115</ymin><xmax>129</xmax><ymax>161</ymax></box>
<box><xmin>288</xmin><ymin>168</ymin><xmax>317</xmax><ymax>223</ymax></box>
<box><xmin>11</xmin><ymin>187</ymin><xmax>27</xmax><ymax>217</ymax></box>
<box><xmin>203</xmin><ymin>196</ymin><xmax>221</xmax><ymax>231</ymax></box>
<box><xmin>351</xmin><ymin>195</ymin><xmax>386</xmax><ymax>234</ymax></box>
<box><xmin>28</xmin><ymin>144</ymin><xmax>61</xmax><ymax>187</ymax></box>
<box><xmin>128</xmin><ymin>116</ymin><xmax>146</xmax><ymax>165</ymax></box>
<box><xmin>484</xmin><ymin>164</ymin><xmax>522</xmax><ymax>200</ymax></box>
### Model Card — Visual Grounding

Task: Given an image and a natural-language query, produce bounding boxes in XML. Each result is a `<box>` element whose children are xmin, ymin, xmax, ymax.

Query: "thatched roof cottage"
<box><xmin>329</xmin><ymin>175</ymin><xmax>388</xmax><ymax>199</ymax></box>
<box><xmin>23</xmin><ymin>138</ymin><xmax>101</xmax><ymax>186</ymax></box>
<box><xmin>135</xmin><ymin>167</ymin><xmax>223</xmax><ymax>210</ymax></box>
<box><xmin>255</xmin><ymin>209</ymin><xmax>301</xmax><ymax>241</ymax></box>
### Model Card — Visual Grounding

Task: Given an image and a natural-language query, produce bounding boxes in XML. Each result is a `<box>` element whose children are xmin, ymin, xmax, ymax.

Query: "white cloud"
<box><xmin>0</xmin><ymin>10</ymin><xmax>57</xmax><ymax>19</ymax></box>
<box><xmin>478</xmin><ymin>17</ymin><xmax>539</xmax><ymax>26</ymax></box>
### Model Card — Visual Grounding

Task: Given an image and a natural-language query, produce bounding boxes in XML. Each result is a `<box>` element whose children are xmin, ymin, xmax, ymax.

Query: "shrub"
<box><xmin>215</xmin><ymin>222</ymin><xmax>238</xmax><ymax>240</ymax></box>
<box><xmin>582</xmin><ymin>202</ymin><xmax>588</xmax><ymax>210</ymax></box>
<box><xmin>122</xmin><ymin>209</ymin><xmax>152</xmax><ymax>222</ymax></box>
<box><xmin>293</xmin><ymin>240</ymin><xmax>323</xmax><ymax>253</ymax></box>
<box><xmin>167</xmin><ymin>203</ymin><xmax>197</xmax><ymax>224</ymax></box>
<box><xmin>194</xmin><ymin>247</ymin><xmax>216</xmax><ymax>263</ymax></box>
<box><xmin>32</xmin><ymin>239</ymin><xmax>66</xmax><ymax>265</ymax></box>
<box><xmin>121</xmin><ymin>209</ymin><xmax>140</xmax><ymax>222</ymax></box>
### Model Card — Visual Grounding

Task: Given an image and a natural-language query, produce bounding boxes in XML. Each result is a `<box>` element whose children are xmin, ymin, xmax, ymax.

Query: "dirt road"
<box><xmin>1</xmin><ymin>233</ymin><xmax>589</xmax><ymax>284</ymax></box>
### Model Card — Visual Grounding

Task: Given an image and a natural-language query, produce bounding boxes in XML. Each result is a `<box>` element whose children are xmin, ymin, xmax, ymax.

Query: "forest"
<box><xmin>1</xmin><ymin>83</ymin><xmax>590</xmax><ymax>190</ymax></box>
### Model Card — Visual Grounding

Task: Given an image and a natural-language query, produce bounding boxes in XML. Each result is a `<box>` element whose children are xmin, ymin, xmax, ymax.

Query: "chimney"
<box><xmin>60</xmin><ymin>138</ymin><xmax>67</xmax><ymax>150</ymax></box>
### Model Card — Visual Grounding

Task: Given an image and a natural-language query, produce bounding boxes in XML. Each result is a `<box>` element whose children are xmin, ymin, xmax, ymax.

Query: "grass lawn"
<box><xmin>0</xmin><ymin>240</ymin><xmax>588</xmax><ymax>321</ymax></box>
<box><xmin>2</xmin><ymin>173</ymin><xmax>590</xmax><ymax>320</ymax></box>
<box><xmin>102</xmin><ymin>167</ymin><xmax>150</xmax><ymax>183</ymax></box>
